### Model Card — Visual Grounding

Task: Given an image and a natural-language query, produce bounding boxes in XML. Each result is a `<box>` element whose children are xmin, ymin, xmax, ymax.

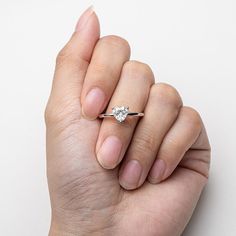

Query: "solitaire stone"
<box><xmin>112</xmin><ymin>106</ymin><xmax>129</xmax><ymax>123</ymax></box>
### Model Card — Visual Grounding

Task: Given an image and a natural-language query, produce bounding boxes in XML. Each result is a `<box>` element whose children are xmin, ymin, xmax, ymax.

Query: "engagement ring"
<box><xmin>99</xmin><ymin>106</ymin><xmax>144</xmax><ymax>123</ymax></box>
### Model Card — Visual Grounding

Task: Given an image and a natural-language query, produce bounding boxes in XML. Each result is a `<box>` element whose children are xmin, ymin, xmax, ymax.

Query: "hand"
<box><xmin>45</xmin><ymin>7</ymin><xmax>211</xmax><ymax>236</ymax></box>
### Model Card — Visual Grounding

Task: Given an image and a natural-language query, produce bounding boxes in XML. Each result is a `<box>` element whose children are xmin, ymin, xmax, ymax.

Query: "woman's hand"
<box><xmin>45</xmin><ymin>7</ymin><xmax>211</xmax><ymax>236</ymax></box>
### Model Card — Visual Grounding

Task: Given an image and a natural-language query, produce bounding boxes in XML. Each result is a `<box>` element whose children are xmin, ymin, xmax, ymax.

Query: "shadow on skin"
<box><xmin>182</xmin><ymin>183</ymin><xmax>211</xmax><ymax>235</ymax></box>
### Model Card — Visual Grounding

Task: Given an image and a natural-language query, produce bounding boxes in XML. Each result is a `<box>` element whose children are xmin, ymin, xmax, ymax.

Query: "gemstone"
<box><xmin>112</xmin><ymin>106</ymin><xmax>129</xmax><ymax>123</ymax></box>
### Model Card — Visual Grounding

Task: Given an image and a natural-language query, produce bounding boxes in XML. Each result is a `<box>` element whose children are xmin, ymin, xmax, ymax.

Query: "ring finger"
<box><xmin>96</xmin><ymin>60</ymin><xmax>154</xmax><ymax>169</ymax></box>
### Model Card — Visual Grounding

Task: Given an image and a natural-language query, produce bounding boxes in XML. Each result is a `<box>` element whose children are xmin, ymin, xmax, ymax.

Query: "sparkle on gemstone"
<box><xmin>112</xmin><ymin>106</ymin><xmax>129</xmax><ymax>123</ymax></box>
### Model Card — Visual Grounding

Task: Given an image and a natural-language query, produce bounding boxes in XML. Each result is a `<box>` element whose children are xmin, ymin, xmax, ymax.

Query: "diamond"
<box><xmin>112</xmin><ymin>106</ymin><xmax>129</xmax><ymax>123</ymax></box>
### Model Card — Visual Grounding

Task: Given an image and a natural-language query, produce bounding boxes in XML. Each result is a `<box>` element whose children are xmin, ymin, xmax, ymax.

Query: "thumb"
<box><xmin>47</xmin><ymin>6</ymin><xmax>100</xmax><ymax>115</ymax></box>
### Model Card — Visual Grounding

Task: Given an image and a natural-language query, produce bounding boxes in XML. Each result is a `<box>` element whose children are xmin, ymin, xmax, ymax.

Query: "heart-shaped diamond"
<box><xmin>112</xmin><ymin>106</ymin><xmax>129</xmax><ymax>123</ymax></box>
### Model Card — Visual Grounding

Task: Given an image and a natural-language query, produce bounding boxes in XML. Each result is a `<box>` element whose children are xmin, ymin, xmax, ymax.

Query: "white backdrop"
<box><xmin>0</xmin><ymin>0</ymin><xmax>236</xmax><ymax>235</ymax></box>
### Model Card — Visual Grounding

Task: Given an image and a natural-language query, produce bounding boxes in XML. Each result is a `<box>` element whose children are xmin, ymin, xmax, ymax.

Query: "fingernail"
<box><xmin>148</xmin><ymin>159</ymin><xmax>166</xmax><ymax>184</ymax></box>
<box><xmin>97</xmin><ymin>136</ymin><xmax>122</xmax><ymax>169</ymax></box>
<box><xmin>75</xmin><ymin>6</ymin><xmax>94</xmax><ymax>32</ymax></box>
<box><xmin>82</xmin><ymin>87</ymin><xmax>105</xmax><ymax>120</ymax></box>
<box><xmin>119</xmin><ymin>160</ymin><xmax>142</xmax><ymax>190</ymax></box>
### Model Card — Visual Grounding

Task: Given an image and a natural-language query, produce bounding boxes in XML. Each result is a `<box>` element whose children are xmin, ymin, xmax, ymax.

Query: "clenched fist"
<box><xmin>45</xmin><ymin>7</ymin><xmax>211</xmax><ymax>236</ymax></box>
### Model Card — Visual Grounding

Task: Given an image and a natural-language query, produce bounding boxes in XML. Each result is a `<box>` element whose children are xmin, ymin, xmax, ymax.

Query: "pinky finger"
<box><xmin>148</xmin><ymin>106</ymin><xmax>205</xmax><ymax>184</ymax></box>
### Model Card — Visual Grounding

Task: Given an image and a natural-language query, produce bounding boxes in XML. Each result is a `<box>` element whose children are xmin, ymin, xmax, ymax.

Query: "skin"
<box><xmin>45</xmin><ymin>7</ymin><xmax>211</xmax><ymax>236</ymax></box>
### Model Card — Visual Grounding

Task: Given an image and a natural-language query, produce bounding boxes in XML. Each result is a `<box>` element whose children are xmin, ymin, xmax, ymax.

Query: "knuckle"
<box><xmin>44</xmin><ymin>104</ymin><xmax>57</xmax><ymax>125</ymax></box>
<box><xmin>56</xmin><ymin>46</ymin><xmax>72</xmax><ymax>66</ymax></box>
<box><xmin>181</xmin><ymin>106</ymin><xmax>202</xmax><ymax>130</ymax></box>
<box><xmin>151</xmin><ymin>83</ymin><xmax>182</xmax><ymax>108</ymax></box>
<box><xmin>99</xmin><ymin>35</ymin><xmax>130</xmax><ymax>55</ymax></box>
<box><xmin>123</xmin><ymin>60</ymin><xmax>155</xmax><ymax>84</ymax></box>
<box><xmin>90</xmin><ymin>62</ymin><xmax>117</xmax><ymax>81</ymax></box>
<box><xmin>44</xmin><ymin>103</ymin><xmax>64</xmax><ymax>126</ymax></box>
<box><xmin>44</xmin><ymin>106</ymin><xmax>50</xmax><ymax>124</ymax></box>
<box><xmin>56</xmin><ymin>45</ymin><xmax>88</xmax><ymax>71</ymax></box>
<box><xmin>164</xmin><ymin>136</ymin><xmax>183</xmax><ymax>154</ymax></box>
<box><xmin>132</xmin><ymin>127</ymin><xmax>156</xmax><ymax>156</ymax></box>
<box><xmin>90</xmin><ymin>63</ymin><xmax>108</xmax><ymax>75</ymax></box>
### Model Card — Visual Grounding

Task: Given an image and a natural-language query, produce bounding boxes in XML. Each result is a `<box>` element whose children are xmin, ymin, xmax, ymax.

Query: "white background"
<box><xmin>0</xmin><ymin>0</ymin><xmax>236</xmax><ymax>235</ymax></box>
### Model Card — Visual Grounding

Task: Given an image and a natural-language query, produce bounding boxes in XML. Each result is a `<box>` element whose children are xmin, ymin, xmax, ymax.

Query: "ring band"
<box><xmin>99</xmin><ymin>112</ymin><xmax>144</xmax><ymax>118</ymax></box>
<box><xmin>99</xmin><ymin>106</ymin><xmax>144</xmax><ymax>123</ymax></box>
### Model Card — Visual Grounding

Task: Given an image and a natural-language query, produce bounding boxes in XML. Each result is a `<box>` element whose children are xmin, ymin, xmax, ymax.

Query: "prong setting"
<box><xmin>112</xmin><ymin>106</ymin><xmax>129</xmax><ymax>123</ymax></box>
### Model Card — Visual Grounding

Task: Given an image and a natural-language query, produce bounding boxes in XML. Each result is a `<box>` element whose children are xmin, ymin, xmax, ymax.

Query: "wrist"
<box><xmin>49</xmin><ymin>229</ymin><xmax>77</xmax><ymax>236</ymax></box>
<box><xmin>49</xmin><ymin>218</ymin><xmax>113</xmax><ymax>236</ymax></box>
<box><xmin>48</xmin><ymin>200</ymin><xmax>118</xmax><ymax>236</ymax></box>
<box><xmin>49</xmin><ymin>220</ymin><xmax>83</xmax><ymax>236</ymax></box>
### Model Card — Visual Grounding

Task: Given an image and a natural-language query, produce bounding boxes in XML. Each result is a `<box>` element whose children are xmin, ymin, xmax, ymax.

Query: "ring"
<box><xmin>99</xmin><ymin>106</ymin><xmax>144</xmax><ymax>123</ymax></box>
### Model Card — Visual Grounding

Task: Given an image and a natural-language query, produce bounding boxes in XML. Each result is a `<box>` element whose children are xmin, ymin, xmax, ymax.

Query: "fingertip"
<box><xmin>75</xmin><ymin>5</ymin><xmax>100</xmax><ymax>33</ymax></box>
<box><xmin>81</xmin><ymin>87</ymin><xmax>106</xmax><ymax>120</ymax></box>
<box><xmin>148</xmin><ymin>159</ymin><xmax>166</xmax><ymax>184</ymax></box>
<box><xmin>85</xmin><ymin>8</ymin><xmax>100</xmax><ymax>40</ymax></box>
<box><xmin>75</xmin><ymin>6</ymin><xmax>95</xmax><ymax>32</ymax></box>
<box><xmin>119</xmin><ymin>160</ymin><xmax>142</xmax><ymax>190</ymax></box>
